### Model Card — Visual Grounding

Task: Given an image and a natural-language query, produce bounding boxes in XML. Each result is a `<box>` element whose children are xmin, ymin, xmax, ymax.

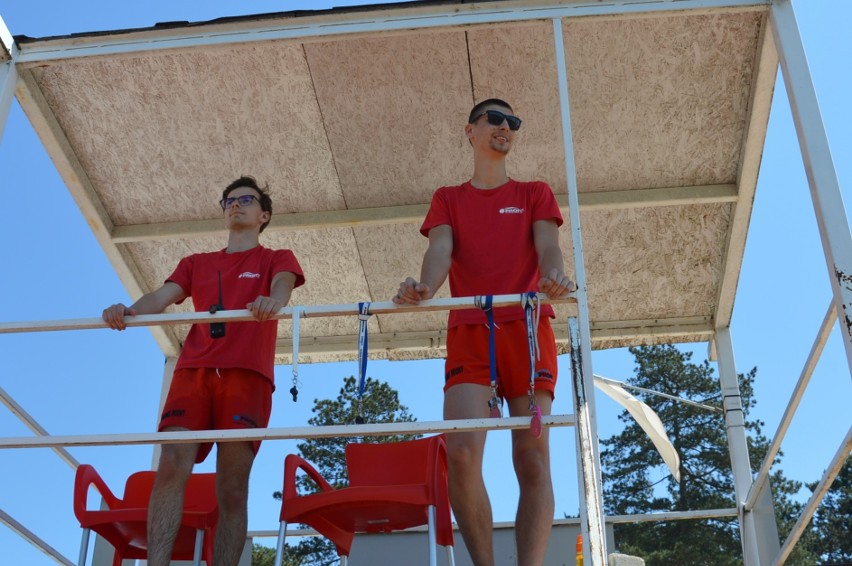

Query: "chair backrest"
<box><xmin>97</xmin><ymin>470</ymin><xmax>216</xmax><ymax>514</ymax></box>
<box><xmin>345</xmin><ymin>435</ymin><xmax>446</xmax><ymax>489</ymax></box>
<box><xmin>345</xmin><ymin>435</ymin><xmax>452</xmax><ymax>547</ymax></box>
<box><xmin>75</xmin><ymin>466</ymin><xmax>218</xmax><ymax>564</ymax></box>
<box><xmin>183</xmin><ymin>473</ymin><xmax>218</xmax><ymax>515</ymax></box>
<box><xmin>122</xmin><ymin>471</ymin><xmax>157</xmax><ymax>508</ymax></box>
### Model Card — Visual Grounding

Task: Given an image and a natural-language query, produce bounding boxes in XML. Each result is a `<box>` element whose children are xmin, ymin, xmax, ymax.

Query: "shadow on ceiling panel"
<box><xmin>305</xmin><ymin>31</ymin><xmax>473</xmax><ymax>210</ymax></box>
<box><xmin>467</xmin><ymin>21</ymin><xmax>567</xmax><ymax>195</ymax></box>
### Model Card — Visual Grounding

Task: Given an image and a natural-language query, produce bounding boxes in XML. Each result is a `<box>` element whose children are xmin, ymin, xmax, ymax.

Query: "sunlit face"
<box><xmin>222</xmin><ymin>186</ymin><xmax>269</xmax><ymax>232</ymax></box>
<box><xmin>465</xmin><ymin>105</ymin><xmax>520</xmax><ymax>155</ymax></box>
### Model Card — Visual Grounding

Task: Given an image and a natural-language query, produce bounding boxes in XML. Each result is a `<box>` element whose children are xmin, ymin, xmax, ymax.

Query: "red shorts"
<box><xmin>444</xmin><ymin>317</ymin><xmax>558</xmax><ymax>400</ymax></box>
<box><xmin>159</xmin><ymin>367</ymin><xmax>273</xmax><ymax>463</ymax></box>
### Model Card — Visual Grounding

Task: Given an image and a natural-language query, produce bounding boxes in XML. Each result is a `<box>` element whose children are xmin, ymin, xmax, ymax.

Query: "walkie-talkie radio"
<box><xmin>209</xmin><ymin>271</ymin><xmax>226</xmax><ymax>339</ymax></box>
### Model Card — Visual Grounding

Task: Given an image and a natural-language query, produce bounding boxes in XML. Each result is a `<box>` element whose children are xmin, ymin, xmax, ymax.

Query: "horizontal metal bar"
<box><xmin>12</xmin><ymin>1</ymin><xmax>768</xmax><ymax>64</ymax></box>
<box><xmin>0</xmin><ymin>414</ymin><xmax>576</xmax><ymax>449</ymax></box>
<box><xmin>594</xmin><ymin>374</ymin><xmax>722</xmax><ymax>412</ymax></box>
<box><xmin>248</xmin><ymin>507</ymin><xmax>740</xmax><ymax>539</ymax></box>
<box><xmin>0</xmin><ymin>293</ymin><xmax>575</xmax><ymax>334</ymax></box>
<box><xmin>0</xmin><ymin>386</ymin><xmax>80</xmax><ymax>469</ymax></box>
<box><xmin>109</xmin><ymin>184</ymin><xmax>737</xmax><ymax>243</ymax></box>
<box><xmin>606</xmin><ymin>507</ymin><xmax>738</xmax><ymax>523</ymax></box>
<box><xmin>744</xmin><ymin>301</ymin><xmax>837</xmax><ymax>512</ymax></box>
<box><xmin>774</xmin><ymin>427</ymin><xmax>852</xmax><ymax>565</ymax></box>
<box><xmin>274</xmin><ymin>316</ymin><xmax>713</xmax><ymax>357</ymax></box>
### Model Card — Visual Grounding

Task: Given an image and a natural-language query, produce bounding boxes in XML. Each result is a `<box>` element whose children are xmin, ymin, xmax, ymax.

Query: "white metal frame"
<box><xmin>770</xmin><ymin>0</ymin><xmax>852</xmax><ymax>370</ymax></box>
<box><xmin>1</xmin><ymin>1</ymin><xmax>850</xmax><ymax>565</ymax></box>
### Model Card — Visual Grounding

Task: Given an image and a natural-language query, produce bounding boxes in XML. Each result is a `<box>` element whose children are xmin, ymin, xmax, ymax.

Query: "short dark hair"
<box><xmin>222</xmin><ymin>176</ymin><xmax>272</xmax><ymax>233</ymax></box>
<box><xmin>468</xmin><ymin>98</ymin><xmax>513</xmax><ymax>123</ymax></box>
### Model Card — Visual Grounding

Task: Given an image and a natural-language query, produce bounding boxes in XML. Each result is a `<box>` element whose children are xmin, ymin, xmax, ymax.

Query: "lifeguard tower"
<box><xmin>1</xmin><ymin>1</ymin><xmax>849</xmax><ymax>564</ymax></box>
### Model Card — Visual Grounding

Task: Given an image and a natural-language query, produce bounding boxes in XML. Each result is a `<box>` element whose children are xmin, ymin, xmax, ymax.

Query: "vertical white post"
<box><xmin>770</xmin><ymin>0</ymin><xmax>852</xmax><ymax>374</ymax></box>
<box><xmin>0</xmin><ymin>15</ymin><xmax>17</xmax><ymax>144</ymax></box>
<box><xmin>715</xmin><ymin>327</ymin><xmax>780</xmax><ymax>566</ymax></box>
<box><xmin>552</xmin><ymin>17</ymin><xmax>607</xmax><ymax>566</ymax></box>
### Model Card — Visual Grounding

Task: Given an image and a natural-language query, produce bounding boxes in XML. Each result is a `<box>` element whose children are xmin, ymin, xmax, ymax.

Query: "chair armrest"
<box><xmin>282</xmin><ymin>454</ymin><xmax>335</xmax><ymax>501</ymax></box>
<box><xmin>73</xmin><ymin>464</ymin><xmax>121</xmax><ymax>520</ymax></box>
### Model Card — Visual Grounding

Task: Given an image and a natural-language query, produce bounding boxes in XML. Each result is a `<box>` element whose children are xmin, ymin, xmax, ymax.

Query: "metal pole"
<box><xmin>0</xmin><ymin>293</ymin><xmax>576</xmax><ymax>334</ymax></box>
<box><xmin>770</xmin><ymin>0</ymin><xmax>852</xmax><ymax>374</ymax></box>
<box><xmin>774</xmin><ymin>427</ymin><xmax>852</xmax><ymax>565</ymax></box>
<box><xmin>745</xmin><ymin>301</ymin><xmax>836</xmax><ymax>511</ymax></box>
<box><xmin>568</xmin><ymin>318</ymin><xmax>607</xmax><ymax>566</ymax></box>
<box><xmin>0</xmin><ymin>15</ymin><xmax>17</xmax><ymax>145</ymax></box>
<box><xmin>0</xmin><ymin>414</ymin><xmax>577</xmax><ymax>450</ymax></box>
<box><xmin>715</xmin><ymin>327</ymin><xmax>779</xmax><ymax>565</ymax></box>
<box><xmin>552</xmin><ymin>15</ymin><xmax>607</xmax><ymax>565</ymax></box>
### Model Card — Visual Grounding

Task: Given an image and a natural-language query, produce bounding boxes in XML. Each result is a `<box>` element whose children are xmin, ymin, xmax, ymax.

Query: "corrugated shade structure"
<box><xmin>11</xmin><ymin>0</ymin><xmax>777</xmax><ymax>364</ymax></box>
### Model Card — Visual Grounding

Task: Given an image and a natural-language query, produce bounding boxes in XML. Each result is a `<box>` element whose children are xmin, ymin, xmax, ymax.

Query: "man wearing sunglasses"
<box><xmin>103</xmin><ymin>176</ymin><xmax>304</xmax><ymax>566</ymax></box>
<box><xmin>393</xmin><ymin>99</ymin><xmax>575</xmax><ymax>566</ymax></box>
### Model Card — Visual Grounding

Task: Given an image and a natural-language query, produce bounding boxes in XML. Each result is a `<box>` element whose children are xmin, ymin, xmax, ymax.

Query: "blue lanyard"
<box><xmin>477</xmin><ymin>295</ymin><xmax>502</xmax><ymax>417</ymax></box>
<box><xmin>356</xmin><ymin>302</ymin><xmax>371</xmax><ymax>424</ymax></box>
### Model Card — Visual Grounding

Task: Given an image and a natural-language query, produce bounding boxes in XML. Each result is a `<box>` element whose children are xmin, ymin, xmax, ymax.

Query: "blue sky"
<box><xmin>0</xmin><ymin>1</ymin><xmax>849</xmax><ymax>564</ymax></box>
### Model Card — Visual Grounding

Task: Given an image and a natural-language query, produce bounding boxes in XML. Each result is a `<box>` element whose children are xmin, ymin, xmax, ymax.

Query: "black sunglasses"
<box><xmin>470</xmin><ymin>109</ymin><xmax>522</xmax><ymax>131</ymax></box>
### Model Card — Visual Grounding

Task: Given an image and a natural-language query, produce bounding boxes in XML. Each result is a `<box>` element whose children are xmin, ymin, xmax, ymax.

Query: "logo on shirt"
<box><xmin>238</xmin><ymin>272</ymin><xmax>261</xmax><ymax>279</ymax></box>
<box><xmin>499</xmin><ymin>207</ymin><xmax>525</xmax><ymax>215</ymax></box>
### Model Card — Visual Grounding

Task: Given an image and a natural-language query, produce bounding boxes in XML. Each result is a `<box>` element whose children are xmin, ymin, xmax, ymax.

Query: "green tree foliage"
<box><xmin>251</xmin><ymin>544</ymin><xmax>275</xmax><ymax>566</ymax></box>
<box><xmin>599</xmin><ymin>345</ymin><xmax>816</xmax><ymax>565</ymax></box>
<box><xmin>805</xmin><ymin>456</ymin><xmax>852</xmax><ymax>563</ymax></box>
<box><xmin>254</xmin><ymin>376</ymin><xmax>419</xmax><ymax>566</ymax></box>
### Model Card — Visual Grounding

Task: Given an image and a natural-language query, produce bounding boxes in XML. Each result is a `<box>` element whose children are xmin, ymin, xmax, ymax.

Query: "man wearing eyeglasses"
<box><xmin>393</xmin><ymin>99</ymin><xmax>575</xmax><ymax>566</ymax></box>
<box><xmin>103</xmin><ymin>176</ymin><xmax>304</xmax><ymax>566</ymax></box>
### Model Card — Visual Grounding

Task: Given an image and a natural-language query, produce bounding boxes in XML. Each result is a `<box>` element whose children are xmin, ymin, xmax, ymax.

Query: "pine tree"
<box><xmin>805</xmin><ymin>456</ymin><xmax>852</xmax><ymax>563</ymax></box>
<box><xmin>599</xmin><ymin>345</ymin><xmax>816</xmax><ymax>565</ymax></box>
<box><xmin>253</xmin><ymin>375</ymin><xmax>419</xmax><ymax>566</ymax></box>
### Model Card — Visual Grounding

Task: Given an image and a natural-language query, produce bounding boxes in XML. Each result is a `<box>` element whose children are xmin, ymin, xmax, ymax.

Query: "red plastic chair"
<box><xmin>275</xmin><ymin>435</ymin><xmax>455</xmax><ymax>566</ymax></box>
<box><xmin>73</xmin><ymin>464</ymin><xmax>218</xmax><ymax>566</ymax></box>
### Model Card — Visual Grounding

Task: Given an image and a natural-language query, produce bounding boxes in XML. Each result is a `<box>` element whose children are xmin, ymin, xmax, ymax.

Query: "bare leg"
<box><xmin>508</xmin><ymin>392</ymin><xmax>554</xmax><ymax>566</ymax></box>
<box><xmin>213</xmin><ymin>441</ymin><xmax>256</xmax><ymax>566</ymax></box>
<box><xmin>444</xmin><ymin>383</ymin><xmax>494</xmax><ymax>566</ymax></box>
<box><xmin>147</xmin><ymin>428</ymin><xmax>198</xmax><ymax>566</ymax></box>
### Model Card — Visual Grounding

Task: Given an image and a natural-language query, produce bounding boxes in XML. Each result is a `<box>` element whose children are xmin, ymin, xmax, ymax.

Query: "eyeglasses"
<box><xmin>219</xmin><ymin>194</ymin><xmax>260</xmax><ymax>210</ymax></box>
<box><xmin>470</xmin><ymin>109</ymin><xmax>522</xmax><ymax>131</ymax></box>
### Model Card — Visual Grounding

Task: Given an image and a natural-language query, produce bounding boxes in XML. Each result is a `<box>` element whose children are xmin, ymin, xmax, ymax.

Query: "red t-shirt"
<box><xmin>167</xmin><ymin>245</ymin><xmax>305</xmax><ymax>385</ymax></box>
<box><xmin>420</xmin><ymin>179</ymin><xmax>563</xmax><ymax>327</ymax></box>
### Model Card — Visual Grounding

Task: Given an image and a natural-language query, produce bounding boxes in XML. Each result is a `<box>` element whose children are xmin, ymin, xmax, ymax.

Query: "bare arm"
<box><xmin>393</xmin><ymin>224</ymin><xmax>453</xmax><ymax>304</ymax></box>
<box><xmin>533</xmin><ymin>219</ymin><xmax>576</xmax><ymax>298</ymax></box>
<box><xmin>247</xmin><ymin>271</ymin><xmax>298</xmax><ymax>321</ymax></box>
<box><xmin>102</xmin><ymin>281</ymin><xmax>187</xmax><ymax>331</ymax></box>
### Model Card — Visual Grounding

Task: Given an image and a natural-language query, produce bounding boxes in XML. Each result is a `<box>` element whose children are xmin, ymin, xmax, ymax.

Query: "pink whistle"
<box><xmin>530</xmin><ymin>405</ymin><xmax>542</xmax><ymax>438</ymax></box>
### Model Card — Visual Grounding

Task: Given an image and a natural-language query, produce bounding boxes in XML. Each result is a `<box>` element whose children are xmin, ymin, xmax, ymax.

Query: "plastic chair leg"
<box><xmin>427</xmin><ymin>505</ymin><xmax>437</xmax><ymax>566</ymax></box>
<box><xmin>77</xmin><ymin>527</ymin><xmax>91</xmax><ymax>566</ymax></box>
<box><xmin>274</xmin><ymin>521</ymin><xmax>287</xmax><ymax>566</ymax></box>
<box><xmin>446</xmin><ymin>545</ymin><xmax>456</xmax><ymax>566</ymax></box>
<box><xmin>193</xmin><ymin>528</ymin><xmax>203</xmax><ymax>566</ymax></box>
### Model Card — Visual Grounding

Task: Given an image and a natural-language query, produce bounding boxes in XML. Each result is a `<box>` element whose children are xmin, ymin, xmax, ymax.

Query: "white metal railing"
<box><xmin>744</xmin><ymin>301</ymin><xmax>837</xmax><ymax>513</ymax></box>
<box><xmin>0</xmin><ymin>414</ymin><xmax>577</xmax><ymax>451</ymax></box>
<box><xmin>0</xmin><ymin>293</ymin><xmax>589</xmax><ymax>565</ymax></box>
<box><xmin>0</xmin><ymin>293</ymin><xmax>576</xmax><ymax>334</ymax></box>
<box><xmin>774</xmin><ymin>427</ymin><xmax>852</xmax><ymax>565</ymax></box>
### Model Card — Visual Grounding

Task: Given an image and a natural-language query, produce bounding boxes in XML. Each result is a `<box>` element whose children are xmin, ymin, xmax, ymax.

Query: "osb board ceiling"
<box><xmin>13</xmin><ymin>2</ymin><xmax>773</xmax><ymax>362</ymax></box>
